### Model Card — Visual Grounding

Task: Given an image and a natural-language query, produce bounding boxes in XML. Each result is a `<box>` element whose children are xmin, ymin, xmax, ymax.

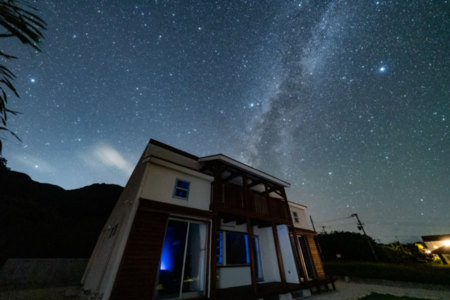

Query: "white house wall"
<box><xmin>219</xmin><ymin>220</ymin><xmax>247</xmax><ymax>233</ymax></box>
<box><xmin>217</xmin><ymin>267</ymin><xmax>252</xmax><ymax>289</ymax></box>
<box><xmin>277</xmin><ymin>225</ymin><xmax>300</xmax><ymax>284</ymax></box>
<box><xmin>253</xmin><ymin>226</ymin><xmax>281</xmax><ymax>283</ymax></box>
<box><xmin>141</xmin><ymin>162</ymin><xmax>212</xmax><ymax>211</ymax></box>
<box><xmin>290</xmin><ymin>206</ymin><xmax>312</xmax><ymax>230</ymax></box>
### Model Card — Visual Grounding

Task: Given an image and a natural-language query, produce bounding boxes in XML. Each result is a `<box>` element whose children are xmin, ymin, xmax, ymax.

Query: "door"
<box><xmin>157</xmin><ymin>219</ymin><xmax>208</xmax><ymax>299</ymax></box>
<box><xmin>298</xmin><ymin>235</ymin><xmax>317</xmax><ymax>279</ymax></box>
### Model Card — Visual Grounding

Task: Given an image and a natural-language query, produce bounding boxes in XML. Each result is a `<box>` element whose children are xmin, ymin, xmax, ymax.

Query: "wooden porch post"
<box><xmin>246</xmin><ymin>218</ymin><xmax>258</xmax><ymax>296</ymax></box>
<box><xmin>272</xmin><ymin>223</ymin><xmax>286</xmax><ymax>286</ymax></box>
<box><xmin>210</xmin><ymin>214</ymin><xmax>218</xmax><ymax>298</ymax></box>
<box><xmin>243</xmin><ymin>175</ymin><xmax>257</xmax><ymax>296</ymax></box>
<box><xmin>294</xmin><ymin>233</ymin><xmax>309</xmax><ymax>281</ymax></box>
<box><xmin>209</xmin><ymin>163</ymin><xmax>222</xmax><ymax>298</ymax></box>
<box><xmin>289</xmin><ymin>231</ymin><xmax>304</xmax><ymax>283</ymax></box>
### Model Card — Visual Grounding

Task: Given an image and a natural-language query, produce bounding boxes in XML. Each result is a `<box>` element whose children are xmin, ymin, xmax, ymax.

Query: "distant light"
<box><xmin>378</xmin><ymin>66</ymin><xmax>386</xmax><ymax>73</ymax></box>
<box><xmin>443</xmin><ymin>240</ymin><xmax>450</xmax><ymax>246</ymax></box>
<box><xmin>30</xmin><ymin>78</ymin><xmax>36</xmax><ymax>83</ymax></box>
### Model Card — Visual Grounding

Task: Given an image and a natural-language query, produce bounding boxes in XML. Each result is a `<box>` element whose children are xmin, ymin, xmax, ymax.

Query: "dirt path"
<box><xmin>309</xmin><ymin>279</ymin><xmax>450</xmax><ymax>300</ymax></box>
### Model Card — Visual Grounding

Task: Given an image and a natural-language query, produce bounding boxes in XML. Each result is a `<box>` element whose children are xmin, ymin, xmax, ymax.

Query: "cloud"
<box><xmin>79</xmin><ymin>143</ymin><xmax>133</xmax><ymax>176</ymax></box>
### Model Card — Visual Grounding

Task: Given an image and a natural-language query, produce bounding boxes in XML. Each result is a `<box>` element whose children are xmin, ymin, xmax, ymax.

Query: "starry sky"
<box><xmin>2</xmin><ymin>0</ymin><xmax>449</xmax><ymax>243</ymax></box>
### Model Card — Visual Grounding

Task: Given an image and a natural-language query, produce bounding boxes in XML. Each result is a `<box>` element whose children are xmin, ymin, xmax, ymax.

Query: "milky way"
<box><xmin>2</xmin><ymin>1</ymin><xmax>449</xmax><ymax>242</ymax></box>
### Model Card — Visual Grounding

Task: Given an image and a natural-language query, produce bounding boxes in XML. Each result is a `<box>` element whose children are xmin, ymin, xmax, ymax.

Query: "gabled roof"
<box><xmin>147</xmin><ymin>139</ymin><xmax>291</xmax><ymax>188</ymax></box>
<box><xmin>199</xmin><ymin>154</ymin><xmax>290</xmax><ymax>188</ymax></box>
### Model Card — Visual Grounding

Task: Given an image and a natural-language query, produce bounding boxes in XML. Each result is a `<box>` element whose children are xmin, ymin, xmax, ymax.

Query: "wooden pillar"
<box><xmin>243</xmin><ymin>175</ymin><xmax>257</xmax><ymax>296</ymax></box>
<box><xmin>209</xmin><ymin>214</ymin><xmax>218</xmax><ymax>298</ymax></box>
<box><xmin>294</xmin><ymin>234</ymin><xmax>309</xmax><ymax>281</ymax></box>
<box><xmin>210</xmin><ymin>163</ymin><xmax>222</xmax><ymax>297</ymax></box>
<box><xmin>289</xmin><ymin>231</ymin><xmax>304</xmax><ymax>283</ymax></box>
<box><xmin>272</xmin><ymin>223</ymin><xmax>286</xmax><ymax>286</ymax></box>
<box><xmin>246</xmin><ymin>218</ymin><xmax>258</xmax><ymax>296</ymax></box>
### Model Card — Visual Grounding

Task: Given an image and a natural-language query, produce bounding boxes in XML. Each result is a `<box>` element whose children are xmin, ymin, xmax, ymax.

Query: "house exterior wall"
<box><xmin>306</xmin><ymin>235</ymin><xmax>325</xmax><ymax>280</ymax></box>
<box><xmin>217</xmin><ymin>267</ymin><xmax>252</xmax><ymax>289</ymax></box>
<box><xmin>290</xmin><ymin>205</ymin><xmax>311</xmax><ymax>231</ymax></box>
<box><xmin>141</xmin><ymin>159</ymin><xmax>213</xmax><ymax>211</ymax></box>
<box><xmin>277</xmin><ymin>225</ymin><xmax>299</xmax><ymax>284</ymax></box>
<box><xmin>253</xmin><ymin>226</ymin><xmax>281</xmax><ymax>283</ymax></box>
<box><xmin>82</xmin><ymin>156</ymin><xmax>150</xmax><ymax>299</ymax></box>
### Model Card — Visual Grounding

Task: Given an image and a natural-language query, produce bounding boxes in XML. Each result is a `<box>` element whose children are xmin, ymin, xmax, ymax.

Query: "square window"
<box><xmin>173</xmin><ymin>179</ymin><xmax>190</xmax><ymax>200</ymax></box>
<box><xmin>293</xmin><ymin>211</ymin><xmax>300</xmax><ymax>223</ymax></box>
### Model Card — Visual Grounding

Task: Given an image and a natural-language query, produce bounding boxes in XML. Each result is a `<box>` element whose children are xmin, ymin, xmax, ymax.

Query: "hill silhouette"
<box><xmin>0</xmin><ymin>167</ymin><xmax>123</xmax><ymax>266</ymax></box>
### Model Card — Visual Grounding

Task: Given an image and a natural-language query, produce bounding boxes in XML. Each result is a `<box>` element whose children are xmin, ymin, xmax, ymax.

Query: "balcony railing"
<box><xmin>214</xmin><ymin>182</ymin><xmax>290</xmax><ymax>222</ymax></box>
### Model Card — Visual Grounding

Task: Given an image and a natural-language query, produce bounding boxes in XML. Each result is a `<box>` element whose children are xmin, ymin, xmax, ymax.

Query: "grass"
<box><xmin>359</xmin><ymin>293</ymin><xmax>428</xmax><ymax>300</ymax></box>
<box><xmin>324</xmin><ymin>261</ymin><xmax>450</xmax><ymax>286</ymax></box>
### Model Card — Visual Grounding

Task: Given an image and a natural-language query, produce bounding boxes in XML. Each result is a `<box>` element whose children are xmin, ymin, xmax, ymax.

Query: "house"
<box><xmin>422</xmin><ymin>234</ymin><xmax>450</xmax><ymax>264</ymax></box>
<box><xmin>81</xmin><ymin>139</ymin><xmax>330</xmax><ymax>299</ymax></box>
<box><xmin>288</xmin><ymin>202</ymin><xmax>325</xmax><ymax>281</ymax></box>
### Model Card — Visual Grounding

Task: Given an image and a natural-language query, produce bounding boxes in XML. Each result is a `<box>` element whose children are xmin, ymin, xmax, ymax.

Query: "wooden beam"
<box><xmin>246</xmin><ymin>218</ymin><xmax>257</xmax><ymax>296</ymax></box>
<box><xmin>223</xmin><ymin>172</ymin><xmax>241</xmax><ymax>182</ymax></box>
<box><xmin>247</xmin><ymin>180</ymin><xmax>263</xmax><ymax>188</ymax></box>
<box><xmin>242</xmin><ymin>175</ymin><xmax>257</xmax><ymax>296</ymax></box>
<box><xmin>210</xmin><ymin>214</ymin><xmax>218</xmax><ymax>298</ymax></box>
<box><xmin>294</xmin><ymin>234</ymin><xmax>309</xmax><ymax>281</ymax></box>
<box><xmin>289</xmin><ymin>231</ymin><xmax>304</xmax><ymax>283</ymax></box>
<box><xmin>272</xmin><ymin>223</ymin><xmax>287</xmax><ymax>286</ymax></box>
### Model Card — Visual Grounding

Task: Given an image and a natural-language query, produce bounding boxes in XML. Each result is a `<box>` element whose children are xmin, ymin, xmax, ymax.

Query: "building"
<box><xmin>82</xmin><ymin>139</ymin><xmax>331</xmax><ymax>299</ymax></box>
<box><xmin>422</xmin><ymin>234</ymin><xmax>450</xmax><ymax>264</ymax></box>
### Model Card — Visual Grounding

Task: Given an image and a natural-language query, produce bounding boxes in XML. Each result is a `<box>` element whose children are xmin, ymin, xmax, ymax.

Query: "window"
<box><xmin>158</xmin><ymin>220</ymin><xmax>208</xmax><ymax>299</ymax></box>
<box><xmin>217</xmin><ymin>231</ymin><xmax>250</xmax><ymax>265</ymax></box>
<box><xmin>173</xmin><ymin>179</ymin><xmax>190</xmax><ymax>200</ymax></box>
<box><xmin>293</xmin><ymin>211</ymin><xmax>300</xmax><ymax>223</ymax></box>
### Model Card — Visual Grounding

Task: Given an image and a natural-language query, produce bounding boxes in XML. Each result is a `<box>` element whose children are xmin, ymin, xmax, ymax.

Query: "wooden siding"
<box><xmin>110</xmin><ymin>208</ymin><xmax>168</xmax><ymax>300</ymax></box>
<box><xmin>306</xmin><ymin>235</ymin><xmax>325</xmax><ymax>280</ymax></box>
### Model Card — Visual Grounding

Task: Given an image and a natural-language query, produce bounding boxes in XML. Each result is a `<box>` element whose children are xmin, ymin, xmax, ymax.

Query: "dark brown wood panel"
<box><xmin>306</xmin><ymin>235</ymin><xmax>325</xmax><ymax>280</ymax></box>
<box><xmin>110</xmin><ymin>207</ymin><xmax>168</xmax><ymax>300</ymax></box>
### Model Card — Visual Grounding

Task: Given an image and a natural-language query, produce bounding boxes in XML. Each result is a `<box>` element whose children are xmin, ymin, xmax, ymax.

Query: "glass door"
<box><xmin>298</xmin><ymin>236</ymin><xmax>317</xmax><ymax>280</ymax></box>
<box><xmin>157</xmin><ymin>219</ymin><xmax>208</xmax><ymax>299</ymax></box>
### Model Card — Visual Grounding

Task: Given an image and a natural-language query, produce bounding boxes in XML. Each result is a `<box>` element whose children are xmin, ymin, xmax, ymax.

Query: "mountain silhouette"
<box><xmin>0</xmin><ymin>167</ymin><xmax>123</xmax><ymax>266</ymax></box>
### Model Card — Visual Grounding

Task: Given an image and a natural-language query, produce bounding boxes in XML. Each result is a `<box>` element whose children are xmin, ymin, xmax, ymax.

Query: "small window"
<box><xmin>173</xmin><ymin>179</ymin><xmax>190</xmax><ymax>200</ymax></box>
<box><xmin>293</xmin><ymin>211</ymin><xmax>300</xmax><ymax>223</ymax></box>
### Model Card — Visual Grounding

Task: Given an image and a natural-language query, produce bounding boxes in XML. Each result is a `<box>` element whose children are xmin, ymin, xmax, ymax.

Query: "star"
<box><xmin>378</xmin><ymin>66</ymin><xmax>386</xmax><ymax>73</ymax></box>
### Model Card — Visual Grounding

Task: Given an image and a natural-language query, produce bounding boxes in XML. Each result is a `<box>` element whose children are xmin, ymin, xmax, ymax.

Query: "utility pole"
<box><xmin>351</xmin><ymin>213</ymin><xmax>378</xmax><ymax>261</ymax></box>
<box><xmin>309</xmin><ymin>215</ymin><xmax>316</xmax><ymax>232</ymax></box>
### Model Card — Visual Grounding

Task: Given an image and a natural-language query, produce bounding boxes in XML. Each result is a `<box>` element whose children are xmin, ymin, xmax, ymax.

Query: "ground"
<box><xmin>309</xmin><ymin>279</ymin><xmax>450</xmax><ymax>300</ymax></box>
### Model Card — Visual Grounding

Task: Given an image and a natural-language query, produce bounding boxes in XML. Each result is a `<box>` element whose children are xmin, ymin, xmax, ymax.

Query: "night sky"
<box><xmin>2</xmin><ymin>1</ymin><xmax>449</xmax><ymax>242</ymax></box>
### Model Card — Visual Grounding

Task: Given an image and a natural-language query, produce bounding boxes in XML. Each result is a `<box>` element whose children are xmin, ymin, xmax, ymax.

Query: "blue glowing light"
<box><xmin>217</xmin><ymin>232</ymin><xmax>223</xmax><ymax>264</ymax></box>
<box><xmin>160</xmin><ymin>227</ymin><xmax>177</xmax><ymax>271</ymax></box>
<box><xmin>378</xmin><ymin>66</ymin><xmax>386</xmax><ymax>73</ymax></box>
<box><xmin>244</xmin><ymin>235</ymin><xmax>250</xmax><ymax>264</ymax></box>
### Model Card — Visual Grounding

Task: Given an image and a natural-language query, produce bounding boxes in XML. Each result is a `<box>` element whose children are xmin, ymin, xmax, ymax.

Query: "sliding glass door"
<box><xmin>157</xmin><ymin>220</ymin><xmax>208</xmax><ymax>299</ymax></box>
